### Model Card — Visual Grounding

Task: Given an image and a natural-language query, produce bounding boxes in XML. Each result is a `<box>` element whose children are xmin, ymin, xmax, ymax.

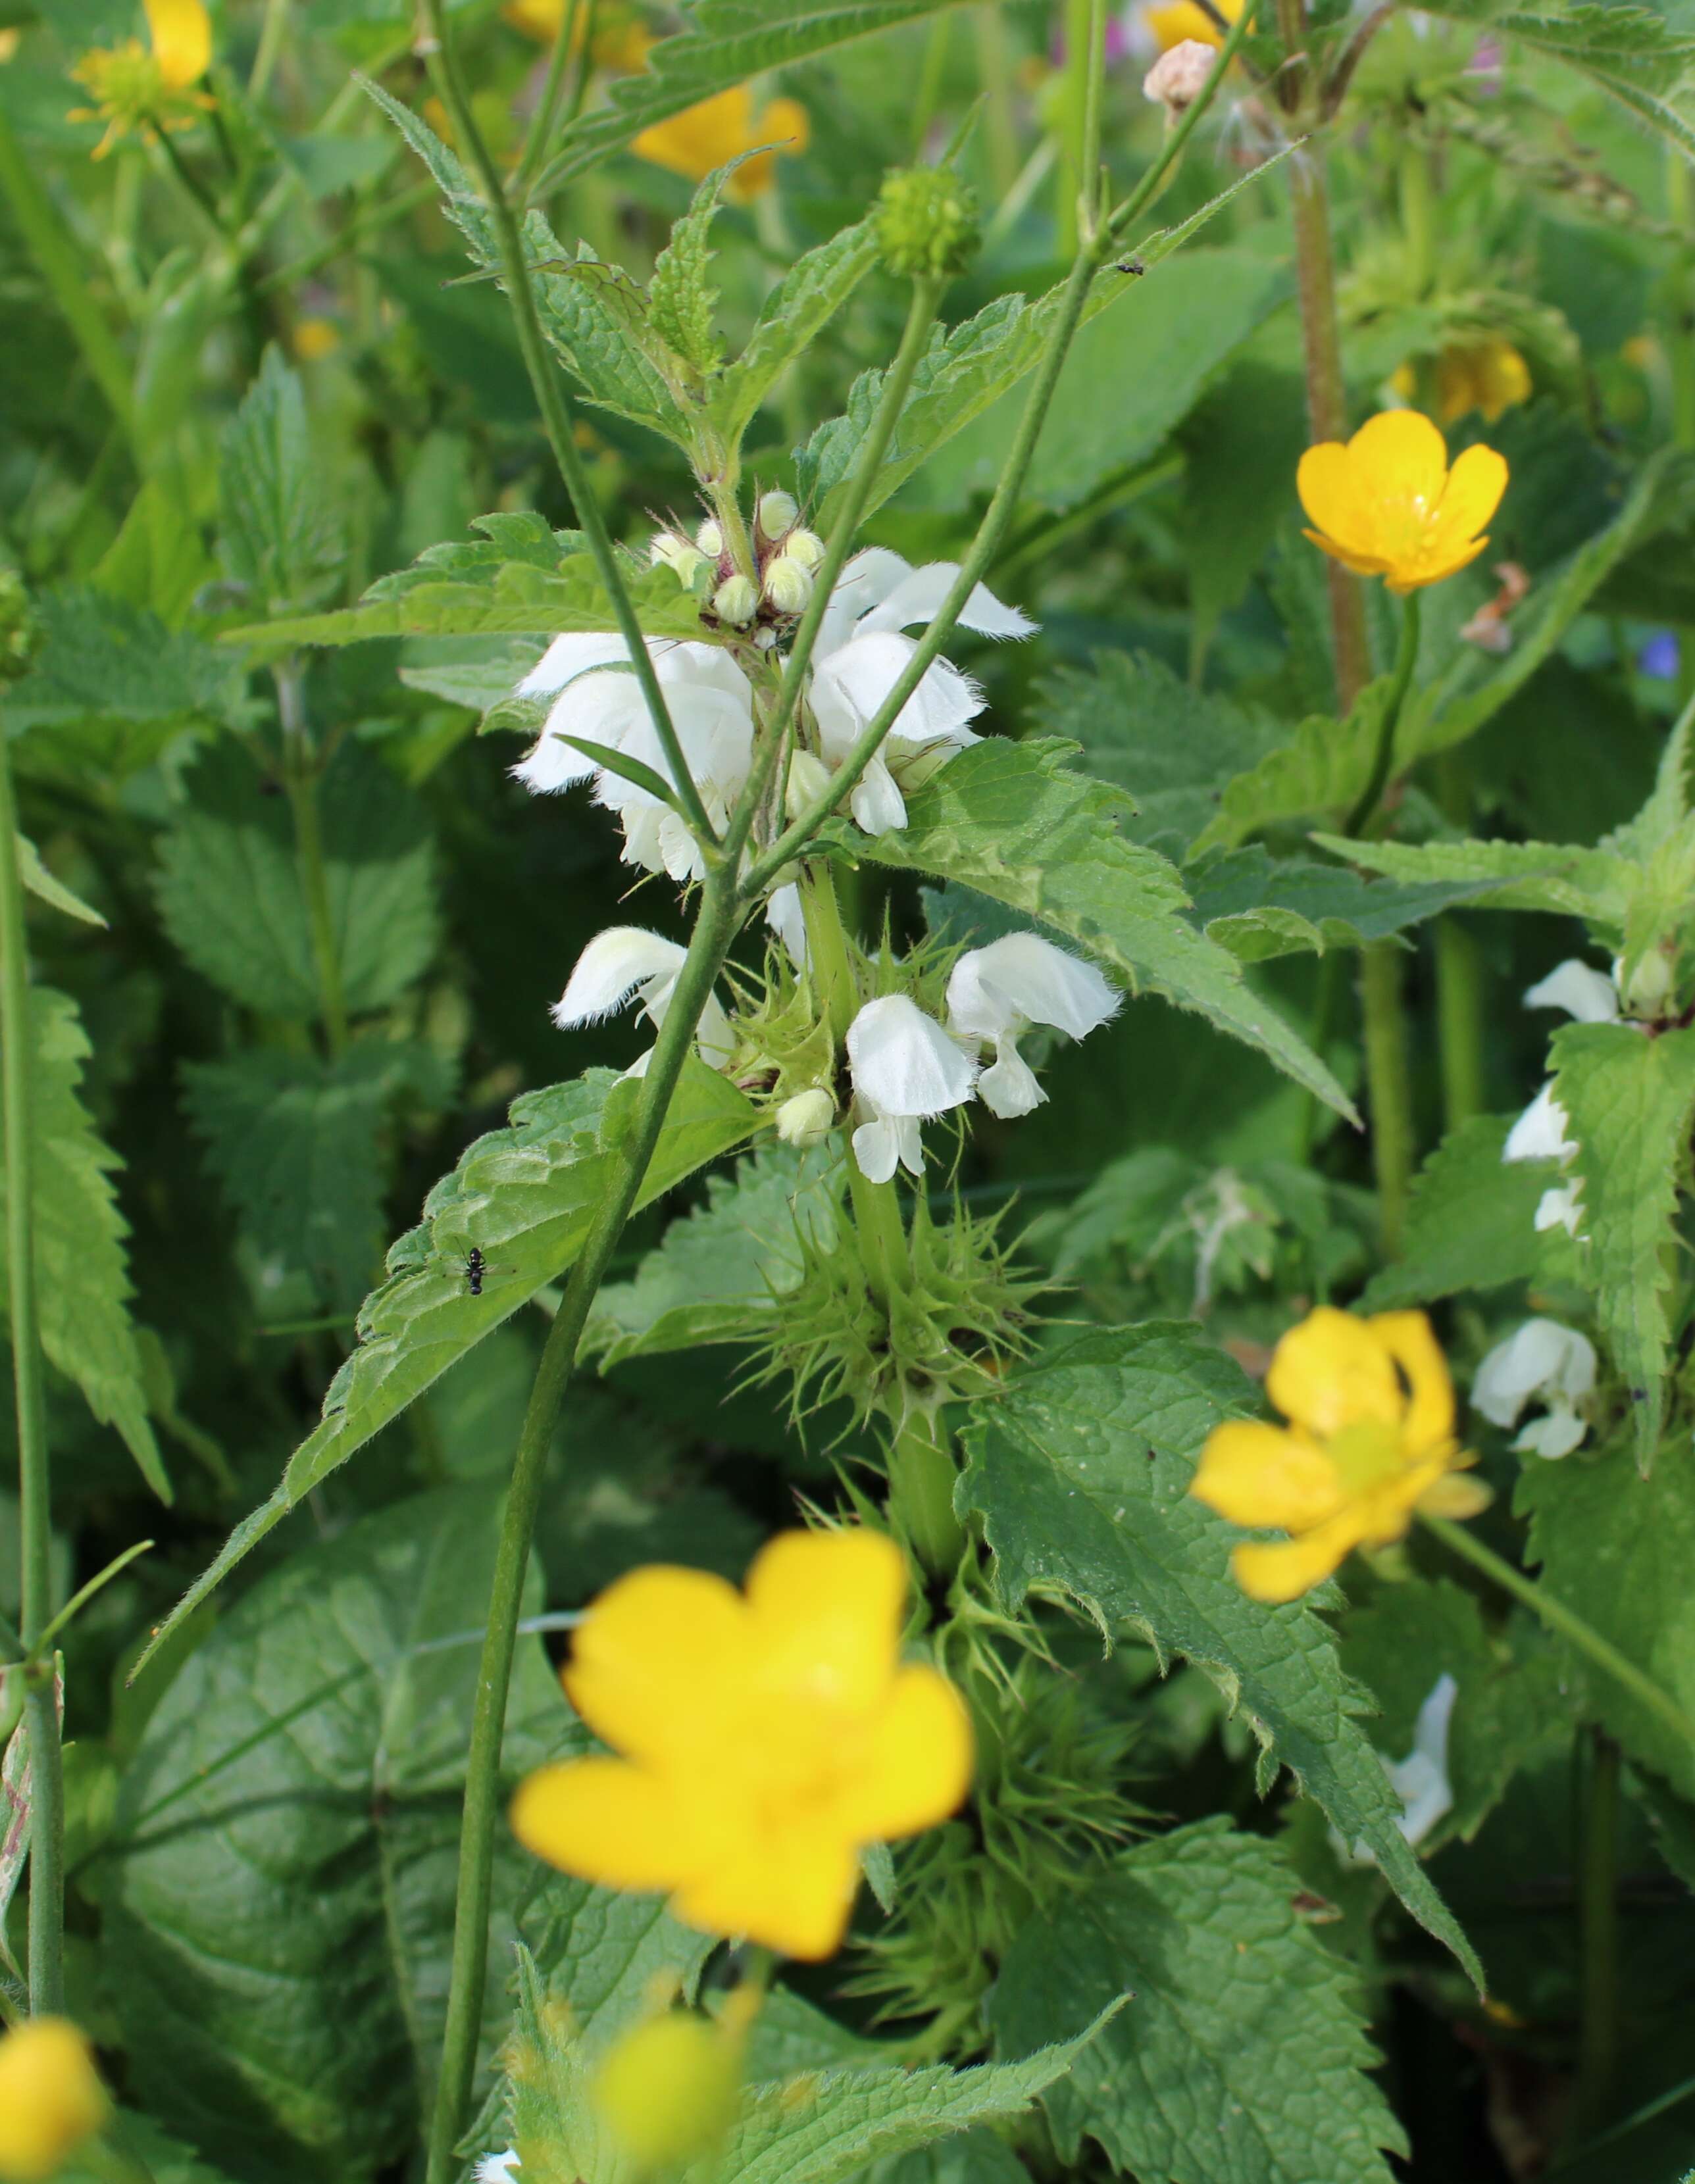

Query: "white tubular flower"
<box><xmin>809</xmin><ymin>549</ymin><xmax>1035</xmax><ymax>836</ymax></box>
<box><xmin>764</xmin><ymin>881</ymin><xmax>809</xmax><ymax>970</ymax></box>
<box><xmin>1524</xmin><ymin>958</ymin><xmax>1619</xmax><ymax>1024</ymax></box>
<box><xmin>476</xmin><ymin>2153</ymin><xmax>520</xmax><ymax>2184</ymax></box>
<box><xmin>1338</xmin><ymin>1672</ymin><xmax>1457</xmax><ymax>1868</ymax></box>
<box><xmin>945</xmin><ymin>933</ymin><xmax>1119</xmax><ymax>1118</ymax></box>
<box><xmin>1502</xmin><ymin>1081</ymin><xmax>1583</xmax><ymax>1237</ymax></box>
<box><xmin>776</xmin><ymin>1087</ymin><xmax>835</xmax><ymax>1148</ymax></box>
<box><xmin>552</xmin><ymin>926</ymin><xmax>734</xmax><ymax>1072</ymax></box>
<box><xmin>1473</xmin><ymin>1318</ymin><xmax>1597</xmax><ymax>1458</ymax></box>
<box><xmin>845</xmin><ymin>994</ymin><xmax>976</xmax><ymax>1181</ymax></box>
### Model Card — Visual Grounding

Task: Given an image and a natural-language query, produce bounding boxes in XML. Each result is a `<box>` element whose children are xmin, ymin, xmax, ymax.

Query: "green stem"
<box><xmin>249</xmin><ymin>0</ymin><xmax>290</xmax><ymax>100</ymax></box>
<box><xmin>255</xmin><ymin>173</ymin><xmax>424</xmax><ymax>297</ymax></box>
<box><xmin>888</xmin><ymin>1404</ymin><xmax>966</xmax><ymax>1578</ymax></box>
<box><xmin>1107</xmin><ymin>0</ymin><xmax>1261</xmax><ymax>242</ymax></box>
<box><xmin>1434</xmin><ymin>916</ymin><xmax>1486</xmax><ymax>1132</ymax></box>
<box><xmin>974</xmin><ymin>5</ymin><xmax>1019</xmax><ymax>203</ymax></box>
<box><xmin>513</xmin><ymin>0</ymin><xmax>585</xmax><ymax>201</ymax></box>
<box><xmin>1343</xmin><ymin>587</ymin><xmax>1420</xmax><ymax>836</ymax></box>
<box><xmin>0</xmin><ymin>714</ymin><xmax>63</xmax><ymax>2015</ymax></box>
<box><xmin>276</xmin><ymin>664</ymin><xmax>348</xmax><ymax>1057</ymax></box>
<box><xmin>1425</xmin><ymin>1514</ymin><xmax>1695</xmax><ymax>1747</ymax></box>
<box><xmin>416</xmin><ymin>0</ymin><xmax>715</xmax><ymax>845</ymax></box>
<box><xmin>911</xmin><ymin>12</ymin><xmax>954</xmax><ymax>158</ymax></box>
<box><xmin>1359</xmin><ymin>941</ymin><xmax>1412</xmax><ymax>1255</ymax></box>
<box><xmin>1573</xmin><ymin>1728</ymin><xmax>1621</xmax><ymax>2142</ymax></box>
<box><xmin>1398</xmin><ymin>134</ymin><xmax>1434</xmax><ymax>299</ymax></box>
<box><xmin>424</xmin><ymin>874</ymin><xmax>744</xmax><ymax>2183</ymax></box>
<box><xmin>0</xmin><ymin>103</ymin><xmax>134</xmax><ymax>438</ymax></box>
<box><xmin>1057</xmin><ymin>0</ymin><xmax>1091</xmax><ymax>257</ymax></box>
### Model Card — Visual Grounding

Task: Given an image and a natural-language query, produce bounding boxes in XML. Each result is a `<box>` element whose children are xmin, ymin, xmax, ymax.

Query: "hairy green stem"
<box><xmin>1573</xmin><ymin>1727</ymin><xmax>1621</xmax><ymax>2141</ymax></box>
<box><xmin>1359</xmin><ymin>943</ymin><xmax>1411</xmax><ymax>1254</ymax></box>
<box><xmin>424</xmin><ymin>873</ymin><xmax>744</xmax><ymax>2182</ymax></box>
<box><xmin>1434</xmin><ymin>916</ymin><xmax>1486</xmax><ymax>1131</ymax></box>
<box><xmin>1107</xmin><ymin>0</ymin><xmax>1262</xmax><ymax>242</ymax></box>
<box><xmin>1425</xmin><ymin>1514</ymin><xmax>1695</xmax><ymax>1746</ymax></box>
<box><xmin>276</xmin><ymin>664</ymin><xmax>348</xmax><ymax>1057</ymax></box>
<box><xmin>0</xmin><ymin>104</ymin><xmax>134</xmax><ymax>437</ymax></box>
<box><xmin>0</xmin><ymin>715</ymin><xmax>63</xmax><ymax>2014</ymax></box>
<box><xmin>417</xmin><ymin>0</ymin><xmax>715</xmax><ymax>845</ymax></box>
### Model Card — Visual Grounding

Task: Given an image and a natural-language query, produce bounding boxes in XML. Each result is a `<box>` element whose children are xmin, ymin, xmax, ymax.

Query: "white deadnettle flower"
<box><xmin>476</xmin><ymin>2152</ymin><xmax>520</xmax><ymax>2184</ymax></box>
<box><xmin>809</xmin><ymin>550</ymin><xmax>1034</xmax><ymax>836</ymax></box>
<box><xmin>512</xmin><ymin>637</ymin><xmax>755</xmax><ymax>885</ymax></box>
<box><xmin>1500</xmin><ymin>958</ymin><xmax>1623</xmax><ymax>1238</ymax></box>
<box><xmin>1338</xmin><ymin>1673</ymin><xmax>1457</xmax><ymax>1868</ymax></box>
<box><xmin>765</xmin><ymin>881</ymin><xmax>810</xmax><ymax>970</ymax></box>
<box><xmin>845</xmin><ymin>994</ymin><xmax>976</xmax><ymax>1183</ymax></box>
<box><xmin>1523</xmin><ymin>958</ymin><xmax>1619</xmax><ymax>1024</ymax></box>
<box><xmin>1473</xmin><ymin>1318</ymin><xmax>1597</xmax><ymax>1458</ymax></box>
<box><xmin>945</xmin><ymin>934</ymin><xmax>1120</xmax><ymax>1118</ymax></box>
<box><xmin>552</xmin><ymin>926</ymin><xmax>734</xmax><ymax>1075</ymax></box>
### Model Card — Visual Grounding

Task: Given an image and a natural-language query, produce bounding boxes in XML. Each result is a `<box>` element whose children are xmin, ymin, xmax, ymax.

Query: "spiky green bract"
<box><xmin>875</xmin><ymin>168</ymin><xmax>980</xmax><ymax>280</ymax></box>
<box><xmin>724</xmin><ymin>952</ymin><xmax>840</xmax><ymax>1119</ymax></box>
<box><xmin>746</xmin><ymin>1193</ymin><xmax>1042</xmax><ymax>1432</ymax></box>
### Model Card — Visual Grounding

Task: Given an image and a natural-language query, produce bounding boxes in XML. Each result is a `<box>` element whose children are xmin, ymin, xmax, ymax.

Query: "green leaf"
<box><xmin>957</xmin><ymin>1322</ymin><xmax>1479</xmax><ymax>1980</ymax></box>
<box><xmin>990</xmin><ymin>1820</ymin><xmax>1407</xmax><ymax>2184</ymax></box>
<box><xmin>1361</xmin><ymin>1115</ymin><xmax>1550</xmax><ymax>1309</ymax></box>
<box><xmin>1519</xmin><ymin>1450</ymin><xmax>1695</xmax><ymax>1799</ymax></box>
<box><xmin>1188</xmin><ymin>678</ymin><xmax>1393</xmax><ymax>856</ymax></box>
<box><xmin>647</xmin><ymin>160</ymin><xmax>734</xmax><ymax>377</ymax></box>
<box><xmin>583</xmin><ymin>1144</ymin><xmax>844</xmax><ymax>1368</ymax></box>
<box><xmin>93</xmin><ymin>475</ymin><xmax>216</xmax><ymax>626</ymax></box>
<box><xmin>838</xmin><ymin>736</ymin><xmax>1356</xmax><ymax>1120</ymax></box>
<box><xmin>712</xmin><ymin>215</ymin><xmax>880</xmax><ymax>447</ymax></box>
<box><xmin>218</xmin><ymin>345</ymin><xmax>343</xmax><ymax>612</ymax></box>
<box><xmin>0</xmin><ymin>989</ymin><xmax>167</xmax><ymax>1498</ymax></box>
<box><xmin>1549</xmin><ymin>1020</ymin><xmax>1695</xmax><ymax>1466</ymax></box>
<box><xmin>61</xmin><ymin>2112</ymin><xmax>242</xmax><ymax>2183</ymax></box>
<box><xmin>138</xmin><ymin>1061</ymin><xmax>759</xmax><ymax>1667</ymax></box>
<box><xmin>1311</xmin><ymin>834</ymin><xmax>1632</xmax><ymax>931</ymax></box>
<box><xmin>106</xmin><ymin>1486</ymin><xmax>571</xmax><ymax>2182</ymax></box>
<box><xmin>1182</xmin><ymin>362</ymin><xmax>1311</xmax><ymax>651</ymax></box>
<box><xmin>153</xmin><ymin>737</ymin><xmax>438</xmax><ymax>1020</ymax></box>
<box><xmin>1185</xmin><ymin>845</ymin><xmax>1502</xmax><ymax>962</ymax></box>
<box><xmin>183</xmin><ymin>1043</ymin><xmax>452</xmax><ymax>1312</ymax></box>
<box><xmin>16</xmin><ymin>833</ymin><xmax>104</xmax><ymax>926</ymax></box>
<box><xmin>4</xmin><ymin>587</ymin><xmax>243</xmax><ymax>743</ymax></box>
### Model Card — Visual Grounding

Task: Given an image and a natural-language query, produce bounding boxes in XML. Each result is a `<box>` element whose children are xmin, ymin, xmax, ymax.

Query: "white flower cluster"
<box><xmin>1501</xmin><ymin>956</ymin><xmax>1629</xmax><ymax>1238</ymax></box>
<box><xmin>1472</xmin><ymin>1316</ymin><xmax>1596</xmax><ymax>1458</ymax></box>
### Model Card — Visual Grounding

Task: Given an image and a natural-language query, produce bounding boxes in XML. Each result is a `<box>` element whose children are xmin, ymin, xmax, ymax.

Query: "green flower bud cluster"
<box><xmin>648</xmin><ymin>495</ymin><xmax>824</xmax><ymax>633</ymax></box>
<box><xmin>874</xmin><ymin>167</ymin><xmax>980</xmax><ymax>280</ymax></box>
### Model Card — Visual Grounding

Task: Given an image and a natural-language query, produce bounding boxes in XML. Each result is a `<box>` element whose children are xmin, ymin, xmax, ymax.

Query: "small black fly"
<box><xmin>465</xmin><ymin>1248</ymin><xmax>487</xmax><ymax>1296</ymax></box>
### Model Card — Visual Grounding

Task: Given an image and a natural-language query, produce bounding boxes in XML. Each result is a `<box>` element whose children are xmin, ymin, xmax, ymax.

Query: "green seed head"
<box><xmin>874</xmin><ymin>167</ymin><xmax>980</xmax><ymax>280</ymax></box>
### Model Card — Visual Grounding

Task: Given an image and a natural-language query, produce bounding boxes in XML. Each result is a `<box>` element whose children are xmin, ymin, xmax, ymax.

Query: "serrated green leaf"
<box><xmin>17</xmin><ymin>833</ymin><xmax>104</xmax><ymax>926</ymax></box>
<box><xmin>1519</xmin><ymin>1451</ymin><xmax>1695</xmax><ymax>1798</ymax></box>
<box><xmin>838</xmin><ymin>737</ymin><xmax>1356</xmax><ymax>1120</ymax></box>
<box><xmin>106</xmin><ymin>1487</ymin><xmax>570</xmax><ymax>2181</ymax></box>
<box><xmin>991</xmin><ymin>1820</ymin><xmax>1407</xmax><ymax>2184</ymax></box>
<box><xmin>138</xmin><ymin>1062</ymin><xmax>759</xmax><ymax>1666</ymax></box>
<box><xmin>713</xmin><ymin>215</ymin><xmax>880</xmax><ymax>447</ymax></box>
<box><xmin>1188</xmin><ymin>678</ymin><xmax>1392</xmax><ymax>856</ymax></box>
<box><xmin>1361</xmin><ymin>1115</ymin><xmax>1550</xmax><ymax>1309</ymax></box>
<box><xmin>957</xmin><ymin>1322</ymin><xmax>1479</xmax><ymax>1980</ymax></box>
<box><xmin>3</xmin><ymin>587</ymin><xmax>243</xmax><ymax>744</ymax></box>
<box><xmin>183</xmin><ymin>1043</ymin><xmax>452</xmax><ymax>1312</ymax></box>
<box><xmin>219</xmin><ymin>344</ymin><xmax>343</xmax><ymax>612</ymax></box>
<box><xmin>1550</xmin><ymin>1020</ymin><xmax>1695</xmax><ymax>1466</ymax></box>
<box><xmin>153</xmin><ymin>737</ymin><xmax>438</xmax><ymax>1020</ymax></box>
<box><xmin>584</xmin><ymin>1143</ymin><xmax>844</xmax><ymax>1367</ymax></box>
<box><xmin>0</xmin><ymin>989</ymin><xmax>167</xmax><ymax>1498</ymax></box>
<box><xmin>1311</xmin><ymin>834</ymin><xmax>1632</xmax><ymax>930</ymax></box>
<box><xmin>1185</xmin><ymin>845</ymin><xmax>1502</xmax><ymax>961</ymax></box>
<box><xmin>60</xmin><ymin>2112</ymin><xmax>242</xmax><ymax>2184</ymax></box>
<box><xmin>648</xmin><ymin>159</ymin><xmax>734</xmax><ymax>376</ymax></box>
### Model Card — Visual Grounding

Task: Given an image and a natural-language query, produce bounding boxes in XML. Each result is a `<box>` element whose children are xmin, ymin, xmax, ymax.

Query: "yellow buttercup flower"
<box><xmin>632</xmin><ymin>84</ymin><xmax>809</xmax><ymax>199</ymax></box>
<box><xmin>67</xmin><ymin>0</ymin><xmax>211</xmax><ymax>157</ymax></box>
<box><xmin>1146</xmin><ymin>0</ymin><xmax>1242</xmax><ymax>53</ymax></box>
<box><xmin>593</xmin><ymin>2004</ymin><xmax>750</xmax><ymax>2168</ymax></box>
<box><xmin>503</xmin><ymin>0</ymin><xmax>651</xmax><ymax>70</ymax></box>
<box><xmin>1190</xmin><ymin>1306</ymin><xmax>1490</xmax><ymax>1604</ymax></box>
<box><xmin>1297</xmin><ymin>409</ymin><xmax>1509</xmax><ymax>594</ymax></box>
<box><xmin>1390</xmin><ymin>339</ymin><xmax>1532</xmax><ymax>427</ymax></box>
<box><xmin>0</xmin><ymin>2018</ymin><xmax>109</xmax><ymax>2181</ymax></box>
<box><xmin>510</xmin><ymin>1528</ymin><xmax>973</xmax><ymax>1960</ymax></box>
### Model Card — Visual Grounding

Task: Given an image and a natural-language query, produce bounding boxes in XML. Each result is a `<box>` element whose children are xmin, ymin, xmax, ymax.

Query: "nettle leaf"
<box><xmin>218</xmin><ymin>345</ymin><xmax>343</xmax><ymax>612</ymax></box>
<box><xmin>991</xmin><ymin>1820</ymin><xmax>1407</xmax><ymax>2184</ymax></box>
<box><xmin>648</xmin><ymin>158</ymin><xmax>738</xmax><ymax>376</ymax></box>
<box><xmin>61</xmin><ymin>2112</ymin><xmax>242</xmax><ymax>2184</ymax></box>
<box><xmin>1313</xmin><ymin>835</ymin><xmax>1632</xmax><ymax>931</ymax></box>
<box><xmin>1032</xmin><ymin>650</ymin><xmax>1282</xmax><ymax>861</ymax></box>
<box><xmin>712</xmin><ymin>215</ymin><xmax>880</xmax><ymax>447</ymax></box>
<box><xmin>4</xmin><ymin>587</ymin><xmax>243</xmax><ymax>743</ymax></box>
<box><xmin>1184</xmin><ymin>846</ymin><xmax>1500</xmax><ymax>962</ymax></box>
<box><xmin>153</xmin><ymin>737</ymin><xmax>438</xmax><ymax>1020</ymax></box>
<box><xmin>138</xmin><ymin>1062</ymin><xmax>759</xmax><ymax>1667</ymax></box>
<box><xmin>18</xmin><ymin>833</ymin><xmax>105</xmax><ymax>926</ymax></box>
<box><xmin>183</xmin><ymin>1043</ymin><xmax>453</xmax><ymax>1312</ymax></box>
<box><xmin>1519</xmin><ymin>1451</ymin><xmax>1695</xmax><ymax>1799</ymax></box>
<box><xmin>107</xmin><ymin>1487</ymin><xmax>571</xmax><ymax>2183</ymax></box>
<box><xmin>957</xmin><ymin>1322</ymin><xmax>1479</xmax><ymax>1980</ymax></box>
<box><xmin>365</xmin><ymin>82</ymin><xmax>694</xmax><ymax>445</ymax></box>
<box><xmin>583</xmin><ymin>1143</ymin><xmax>845</xmax><ymax>1368</ymax></box>
<box><xmin>1550</xmin><ymin>1020</ymin><xmax>1695</xmax><ymax>1467</ymax></box>
<box><xmin>838</xmin><ymin>737</ymin><xmax>1356</xmax><ymax>1120</ymax></box>
<box><xmin>1417</xmin><ymin>4</ymin><xmax>1695</xmax><ymax>158</ymax></box>
<box><xmin>0</xmin><ymin>989</ymin><xmax>167</xmax><ymax>1498</ymax></box>
<box><xmin>1188</xmin><ymin>677</ymin><xmax>1393</xmax><ymax>856</ymax></box>
<box><xmin>1361</xmin><ymin>1115</ymin><xmax>1549</xmax><ymax>1309</ymax></box>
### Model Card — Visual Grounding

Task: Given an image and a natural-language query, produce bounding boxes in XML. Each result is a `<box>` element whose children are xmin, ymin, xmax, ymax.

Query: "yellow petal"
<box><xmin>671</xmin><ymin>1826</ymin><xmax>861</xmax><ymax>1960</ymax></box>
<box><xmin>1368</xmin><ymin>1310</ymin><xmax>1456</xmax><ymax>1452</ymax></box>
<box><xmin>634</xmin><ymin>84</ymin><xmax>753</xmax><ymax>182</ymax></box>
<box><xmin>509</xmin><ymin>1756</ymin><xmax>734</xmax><ymax>1891</ymax></box>
<box><xmin>563</xmin><ymin>1564</ymin><xmax>751</xmax><ymax>1763</ymax></box>
<box><xmin>144</xmin><ymin>0</ymin><xmax>210</xmax><ymax>86</ymax></box>
<box><xmin>1231</xmin><ymin>1509</ymin><xmax>1366</xmax><ymax>1602</ymax></box>
<box><xmin>1303</xmin><ymin>530</ymin><xmax>1394</xmax><ymax>580</ymax></box>
<box><xmin>1296</xmin><ymin>443</ymin><xmax>1370</xmax><ymax>558</ymax></box>
<box><xmin>1267</xmin><ymin>1306</ymin><xmax>1400</xmax><ymax>1437</ymax></box>
<box><xmin>746</xmin><ymin>1527</ymin><xmax>905</xmax><ymax>1717</ymax></box>
<box><xmin>0</xmin><ymin>2018</ymin><xmax>108</xmax><ymax>2181</ymax></box>
<box><xmin>1418</xmin><ymin>1469</ymin><xmax>1493</xmax><ymax>1520</ymax></box>
<box><xmin>827</xmin><ymin>1664</ymin><xmax>973</xmax><ymax>1843</ymax></box>
<box><xmin>1346</xmin><ymin>407</ymin><xmax>1448</xmax><ymax>509</ymax></box>
<box><xmin>1387</xmin><ymin>534</ymin><xmax>1492</xmax><ymax>593</ymax></box>
<box><xmin>1190</xmin><ymin>1420</ymin><xmax>1345</xmax><ymax>1531</ymax></box>
<box><xmin>1422</xmin><ymin>441</ymin><xmax>1509</xmax><ymax>562</ymax></box>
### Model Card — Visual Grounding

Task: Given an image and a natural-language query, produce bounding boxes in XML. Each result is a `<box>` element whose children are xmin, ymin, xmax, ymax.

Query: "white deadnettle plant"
<box><xmin>1472</xmin><ymin>1317</ymin><xmax>1597</xmax><ymax>1458</ymax></box>
<box><xmin>552</xmin><ymin>926</ymin><xmax>735</xmax><ymax>1074</ymax></box>
<box><xmin>1501</xmin><ymin>956</ymin><xmax>1628</xmax><ymax>1238</ymax></box>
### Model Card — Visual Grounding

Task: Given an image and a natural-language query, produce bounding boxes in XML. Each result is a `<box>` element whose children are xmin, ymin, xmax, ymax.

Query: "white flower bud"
<box><xmin>696</xmin><ymin>519</ymin><xmax>724</xmax><ymax>558</ymax></box>
<box><xmin>756</xmin><ymin>489</ymin><xmax>798</xmax><ymax>540</ymax></box>
<box><xmin>782</xmin><ymin>528</ymin><xmax>824</xmax><ymax>570</ymax></box>
<box><xmin>649</xmin><ymin>530</ymin><xmax>688</xmax><ymax>567</ymax></box>
<box><xmin>713</xmin><ymin>574</ymin><xmax>758</xmax><ymax>626</ymax></box>
<box><xmin>1617</xmin><ymin>947</ymin><xmax>1675</xmax><ymax>1015</ymax></box>
<box><xmin>776</xmin><ymin>1087</ymin><xmax>835</xmax><ymax>1147</ymax></box>
<box><xmin>1142</xmin><ymin>39</ymin><xmax>1217</xmax><ymax>118</ymax></box>
<box><xmin>763</xmin><ymin>555</ymin><xmax>814</xmax><ymax>615</ymax></box>
<box><xmin>784</xmin><ymin>748</ymin><xmax>833</xmax><ymax>818</ymax></box>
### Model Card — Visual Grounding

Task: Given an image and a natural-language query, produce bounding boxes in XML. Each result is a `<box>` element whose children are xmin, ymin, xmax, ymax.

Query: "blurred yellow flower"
<box><xmin>1391</xmin><ymin>339</ymin><xmax>1532</xmax><ymax>426</ymax></box>
<box><xmin>510</xmin><ymin>1528</ymin><xmax>972</xmax><ymax>1960</ymax></box>
<box><xmin>632</xmin><ymin>84</ymin><xmax>809</xmax><ymax>199</ymax></box>
<box><xmin>293</xmin><ymin>317</ymin><xmax>341</xmax><ymax>361</ymax></box>
<box><xmin>0</xmin><ymin>2018</ymin><xmax>109</xmax><ymax>2182</ymax></box>
<box><xmin>67</xmin><ymin>0</ymin><xmax>211</xmax><ymax>157</ymax></box>
<box><xmin>1146</xmin><ymin>0</ymin><xmax>1241</xmax><ymax>53</ymax></box>
<box><xmin>1190</xmin><ymin>1306</ymin><xmax>1490</xmax><ymax>1603</ymax></box>
<box><xmin>0</xmin><ymin>28</ymin><xmax>20</xmax><ymax>61</ymax></box>
<box><xmin>1297</xmin><ymin>409</ymin><xmax>1509</xmax><ymax>593</ymax></box>
<box><xmin>593</xmin><ymin>2005</ymin><xmax>749</xmax><ymax>2168</ymax></box>
<box><xmin>503</xmin><ymin>0</ymin><xmax>651</xmax><ymax>69</ymax></box>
